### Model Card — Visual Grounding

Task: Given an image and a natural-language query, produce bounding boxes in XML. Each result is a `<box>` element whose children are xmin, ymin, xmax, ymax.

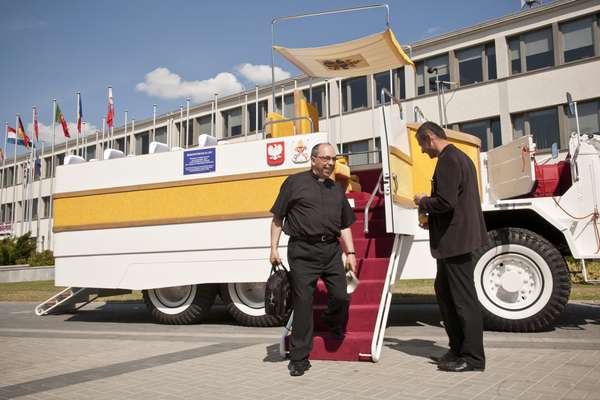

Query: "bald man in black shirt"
<box><xmin>270</xmin><ymin>142</ymin><xmax>357</xmax><ymax>377</ymax></box>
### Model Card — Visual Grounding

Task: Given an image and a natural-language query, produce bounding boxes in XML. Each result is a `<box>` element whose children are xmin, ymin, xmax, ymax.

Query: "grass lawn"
<box><xmin>1</xmin><ymin>279</ymin><xmax>598</xmax><ymax>303</ymax></box>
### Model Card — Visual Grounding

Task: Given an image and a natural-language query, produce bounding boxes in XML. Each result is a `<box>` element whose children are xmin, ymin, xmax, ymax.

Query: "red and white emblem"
<box><xmin>267</xmin><ymin>141</ymin><xmax>285</xmax><ymax>166</ymax></box>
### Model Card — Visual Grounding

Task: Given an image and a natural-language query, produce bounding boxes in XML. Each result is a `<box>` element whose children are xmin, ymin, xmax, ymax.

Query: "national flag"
<box><xmin>33</xmin><ymin>107</ymin><xmax>39</xmax><ymax>141</ymax></box>
<box><xmin>55</xmin><ymin>103</ymin><xmax>70</xmax><ymax>138</ymax></box>
<box><xmin>106</xmin><ymin>87</ymin><xmax>114</xmax><ymax>128</ymax></box>
<box><xmin>34</xmin><ymin>147</ymin><xmax>41</xmax><ymax>177</ymax></box>
<box><xmin>77</xmin><ymin>94</ymin><xmax>82</xmax><ymax>134</ymax></box>
<box><xmin>7</xmin><ymin>126</ymin><xmax>25</xmax><ymax>146</ymax></box>
<box><xmin>17</xmin><ymin>116</ymin><xmax>31</xmax><ymax>148</ymax></box>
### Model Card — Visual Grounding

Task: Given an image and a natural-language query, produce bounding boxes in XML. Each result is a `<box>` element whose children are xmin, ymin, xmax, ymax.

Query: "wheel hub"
<box><xmin>154</xmin><ymin>285</ymin><xmax>193</xmax><ymax>308</ymax></box>
<box><xmin>235</xmin><ymin>282</ymin><xmax>266</xmax><ymax>309</ymax></box>
<box><xmin>483</xmin><ymin>254</ymin><xmax>542</xmax><ymax>310</ymax></box>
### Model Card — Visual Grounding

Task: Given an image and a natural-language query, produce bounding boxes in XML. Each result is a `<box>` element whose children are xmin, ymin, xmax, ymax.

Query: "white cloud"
<box><xmin>424</xmin><ymin>26</ymin><xmax>443</xmax><ymax>36</ymax></box>
<box><xmin>236</xmin><ymin>63</ymin><xmax>291</xmax><ymax>85</ymax></box>
<box><xmin>136</xmin><ymin>67</ymin><xmax>244</xmax><ymax>103</ymax></box>
<box><xmin>26</xmin><ymin>121</ymin><xmax>98</xmax><ymax>147</ymax></box>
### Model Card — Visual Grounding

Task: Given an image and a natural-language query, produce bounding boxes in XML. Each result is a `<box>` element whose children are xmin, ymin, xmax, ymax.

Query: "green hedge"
<box><xmin>0</xmin><ymin>233</ymin><xmax>54</xmax><ymax>266</ymax></box>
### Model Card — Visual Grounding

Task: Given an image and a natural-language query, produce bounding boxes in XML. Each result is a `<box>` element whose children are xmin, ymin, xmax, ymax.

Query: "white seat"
<box><xmin>64</xmin><ymin>155</ymin><xmax>86</xmax><ymax>165</ymax></box>
<box><xmin>198</xmin><ymin>134</ymin><xmax>217</xmax><ymax>148</ymax></box>
<box><xmin>103</xmin><ymin>149</ymin><xmax>124</xmax><ymax>160</ymax></box>
<box><xmin>149</xmin><ymin>141</ymin><xmax>170</xmax><ymax>154</ymax></box>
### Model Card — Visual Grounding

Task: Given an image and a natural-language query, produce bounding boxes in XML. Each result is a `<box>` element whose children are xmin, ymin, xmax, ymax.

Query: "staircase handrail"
<box><xmin>364</xmin><ymin>171</ymin><xmax>383</xmax><ymax>234</ymax></box>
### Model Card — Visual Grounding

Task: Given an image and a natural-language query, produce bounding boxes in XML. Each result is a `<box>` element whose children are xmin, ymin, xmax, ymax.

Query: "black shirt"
<box><xmin>270</xmin><ymin>170</ymin><xmax>356</xmax><ymax>238</ymax></box>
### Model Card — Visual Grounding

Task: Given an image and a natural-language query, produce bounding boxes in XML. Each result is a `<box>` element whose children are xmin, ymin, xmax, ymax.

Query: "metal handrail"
<box><xmin>262</xmin><ymin>116</ymin><xmax>314</xmax><ymax>136</ymax></box>
<box><xmin>364</xmin><ymin>171</ymin><xmax>383</xmax><ymax>234</ymax></box>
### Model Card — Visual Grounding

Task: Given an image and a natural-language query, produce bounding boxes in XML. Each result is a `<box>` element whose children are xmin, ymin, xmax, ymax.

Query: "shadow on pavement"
<box><xmin>554</xmin><ymin>302</ymin><xmax>600</xmax><ymax>330</ymax></box>
<box><xmin>383</xmin><ymin>338</ymin><xmax>446</xmax><ymax>362</ymax></box>
<box><xmin>263</xmin><ymin>343</ymin><xmax>286</xmax><ymax>363</ymax></box>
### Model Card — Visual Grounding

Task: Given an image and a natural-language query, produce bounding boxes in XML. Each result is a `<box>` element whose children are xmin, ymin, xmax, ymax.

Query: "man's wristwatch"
<box><xmin>347</xmin><ymin>251</ymin><xmax>356</xmax><ymax>255</ymax></box>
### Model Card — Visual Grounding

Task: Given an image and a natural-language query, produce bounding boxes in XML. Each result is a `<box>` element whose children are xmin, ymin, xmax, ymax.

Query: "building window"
<box><xmin>567</xmin><ymin>98</ymin><xmax>600</xmax><ymax>135</ymax></box>
<box><xmin>177</xmin><ymin>119</ymin><xmax>195</xmax><ymax>147</ymax></box>
<box><xmin>512</xmin><ymin>106</ymin><xmax>560</xmax><ymax>150</ymax></box>
<box><xmin>302</xmin><ymin>86</ymin><xmax>327</xmax><ymax>118</ymax></box>
<box><xmin>374</xmin><ymin>71</ymin><xmax>392</xmax><ymax>105</ymax></box>
<box><xmin>486</xmin><ymin>43</ymin><xmax>497</xmax><ymax>80</ymax></box>
<box><xmin>342</xmin><ymin>76</ymin><xmax>368</xmax><ymax>112</ymax></box>
<box><xmin>509</xmin><ymin>27</ymin><xmax>554</xmax><ymax>74</ymax></box>
<box><xmin>135</xmin><ymin>131</ymin><xmax>149</xmax><ymax>155</ymax></box>
<box><xmin>42</xmin><ymin>196</ymin><xmax>50</xmax><ymax>218</ymax></box>
<box><xmin>30</xmin><ymin>198</ymin><xmax>38</xmax><ymax>221</ymax></box>
<box><xmin>561</xmin><ymin>16</ymin><xmax>595</xmax><ymax>63</ymax></box>
<box><xmin>275</xmin><ymin>93</ymin><xmax>294</xmax><ymax>117</ymax></box>
<box><xmin>247</xmin><ymin>100</ymin><xmax>268</xmax><ymax>132</ymax></box>
<box><xmin>43</xmin><ymin>156</ymin><xmax>52</xmax><ymax>179</ymax></box>
<box><xmin>459</xmin><ymin>117</ymin><xmax>501</xmax><ymax>151</ymax></box>
<box><xmin>56</xmin><ymin>153</ymin><xmax>65</xmax><ymax>170</ymax></box>
<box><xmin>154</xmin><ymin>126</ymin><xmax>167</xmax><ymax>144</ymax></box>
<box><xmin>342</xmin><ymin>140</ymin><xmax>370</xmax><ymax>166</ymax></box>
<box><xmin>222</xmin><ymin>107</ymin><xmax>242</xmax><ymax>137</ymax></box>
<box><xmin>85</xmin><ymin>145</ymin><xmax>96</xmax><ymax>161</ymax></box>
<box><xmin>415</xmin><ymin>54</ymin><xmax>450</xmax><ymax>95</ymax></box>
<box><xmin>457</xmin><ymin>46</ymin><xmax>483</xmax><ymax>86</ymax></box>
<box><xmin>198</xmin><ymin>114</ymin><xmax>214</xmax><ymax>136</ymax></box>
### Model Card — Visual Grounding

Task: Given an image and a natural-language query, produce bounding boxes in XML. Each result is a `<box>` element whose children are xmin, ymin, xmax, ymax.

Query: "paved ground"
<box><xmin>0</xmin><ymin>301</ymin><xmax>599</xmax><ymax>400</ymax></box>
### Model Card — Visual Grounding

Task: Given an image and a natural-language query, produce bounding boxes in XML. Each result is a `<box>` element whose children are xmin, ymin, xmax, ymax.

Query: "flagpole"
<box><xmin>179</xmin><ymin>106</ymin><xmax>183</xmax><ymax>147</ymax></box>
<box><xmin>131</xmin><ymin>119</ymin><xmax>135</xmax><ymax>155</ymax></box>
<box><xmin>186</xmin><ymin>98</ymin><xmax>190</xmax><ymax>148</ymax></box>
<box><xmin>152</xmin><ymin>104</ymin><xmax>157</xmax><ymax>143</ymax></box>
<box><xmin>244</xmin><ymin>92</ymin><xmax>248</xmax><ymax>140</ymax></box>
<box><xmin>76</xmin><ymin>92</ymin><xmax>80</xmax><ymax>156</ymax></box>
<box><xmin>47</xmin><ymin>100</ymin><xmax>56</xmax><ymax>250</ymax></box>
<box><xmin>95</xmin><ymin>131</ymin><xmax>99</xmax><ymax>160</ymax></box>
<box><xmin>1</xmin><ymin>123</ymin><xmax>7</xmax><ymax>225</ymax></box>
<box><xmin>124</xmin><ymin>110</ymin><xmax>128</xmax><ymax>155</ymax></box>
<box><xmin>101</xmin><ymin>117</ymin><xmax>106</xmax><ymax>159</ymax></box>
<box><xmin>255</xmin><ymin>85</ymin><xmax>259</xmax><ymax>139</ymax></box>
<box><xmin>36</xmin><ymin>142</ymin><xmax>44</xmax><ymax>250</ymax></box>
<box><xmin>210</xmin><ymin>101</ymin><xmax>215</xmax><ymax>138</ymax></box>
<box><xmin>213</xmin><ymin>93</ymin><xmax>218</xmax><ymax>138</ymax></box>
<box><xmin>82</xmin><ymin>122</ymin><xmax>86</xmax><ymax>160</ymax></box>
<box><xmin>27</xmin><ymin>143</ymin><xmax>34</xmax><ymax>233</ymax></box>
<box><xmin>12</xmin><ymin>114</ymin><xmax>19</xmax><ymax>234</ymax></box>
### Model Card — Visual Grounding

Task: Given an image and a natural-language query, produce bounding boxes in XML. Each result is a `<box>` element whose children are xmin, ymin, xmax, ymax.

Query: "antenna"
<box><xmin>521</xmin><ymin>0</ymin><xmax>542</xmax><ymax>9</ymax></box>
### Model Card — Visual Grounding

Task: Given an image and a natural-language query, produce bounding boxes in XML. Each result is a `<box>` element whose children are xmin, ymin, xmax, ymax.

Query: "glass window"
<box><xmin>568</xmin><ymin>99</ymin><xmax>600</xmax><ymax>135</ymax></box>
<box><xmin>177</xmin><ymin>119</ymin><xmax>195</xmax><ymax>147</ymax></box>
<box><xmin>395</xmin><ymin>67</ymin><xmax>406</xmax><ymax>100</ymax></box>
<box><xmin>275</xmin><ymin>94</ymin><xmax>294</xmax><ymax>117</ymax></box>
<box><xmin>31</xmin><ymin>198</ymin><xmax>38</xmax><ymax>221</ymax></box>
<box><xmin>42</xmin><ymin>196</ymin><xmax>50</xmax><ymax>218</ymax></box>
<box><xmin>513</xmin><ymin>115</ymin><xmax>525</xmax><ymax>138</ymax></box>
<box><xmin>461</xmin><ymin>119</ymin><xmax>489</xmax><ymax>150</ymax></box>
<box><xmin>416</xmin><ymin>62</ymin><xmax>425</xmax><ymax>95</ymax></box>
<box><xmin>136</xmin><ymin>131</ymin><xmax>149</xmax><ymax>155</ymax></box>
<box><xmin>529</xmin><ymin>108</ymin><xmax>560</xmax><ymax>150</ymax></box>
<box><xmin>56</xmin><ymin>153</ymin><xmax>65</xmax><ymax>168</ymax></box>
<box><xmin>342</xmin><ymin>140</ymin><xmax>370</xmax><ymax>166</ymax></box>
<box><xmin>561</xmin><ymin>17</ymin><xmax>594</xmax><ymax>63</ymax></box>
<box><xmin>154</xmin><ymin>126</ymin><xmax>167</xmax><ymax>144</ymax></box>
<box><xmin>85</xmin><ymin>145</ymin><xmax>96</xmax><ymax>160</ymax></box>
<box><xmin>425</xmin><ymin>54</ymin><xmax>449</xmax><ymax>92</ymax></box>
<box><xmin>457</xmin><ymin>45</ymin><xmax>483</xmax><ymax>86</ymax></box>
<box><xmin>508</xmin><ymin>37</ymin><xmax>521</xmax><ymax>74</ymax></box>
<box><xmin>43</xmin><ymin>156</ymin><xmax>52</xmax><ymax>179</ymax></box>
<box><xmin>198</xmin><ymin>114</ymin><xmax>214</xmax><ymax>136</ymax></box>
<box><xmin>247</xmin><ymin>100</ymin><xmax>268</xmax><ymax>132</ymax></box>
<box><xmin>223</xmin><ymin>107</ymin><xmax>242</xmax><ymax>137</ymax></box>
<box><xmin>523</xmin><ymin>27</ymin><xmax>554</xmax><ymax>71</ymax></box>
<box><xmin>302</xmin><ymin>86</ymin><xmax>326</xmax><ymax>118</ymax></box>
<box><xmin>374</xmin><ymin>71</ymin><xmax>392</xmax><ymax>105</ymax></box>
<box><xmin>491</xmin><ymin>118</ymin><xmax>502</xmax><ymax>149</ymax></box>
<box><xmin>486</xmin><ymin>43</ymin><xmax>497</xmax><ymax>80</ymax></box>
<box><xmin>342</xmin><ymin>76</ymin><xmax>368</xmax><ymax>112</ymax></box>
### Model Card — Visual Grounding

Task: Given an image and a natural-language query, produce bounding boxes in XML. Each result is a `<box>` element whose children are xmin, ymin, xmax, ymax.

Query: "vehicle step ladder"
<box><xmin>35</xmin><ymin>287</ymin><xmax>130</xmax><ymax>316</ymax></box>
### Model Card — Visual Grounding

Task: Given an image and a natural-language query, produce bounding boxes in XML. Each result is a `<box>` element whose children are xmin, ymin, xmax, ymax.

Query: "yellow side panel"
<box><xmin>266</xmin><ymin>112</ymin><xmax>295</xmax><ymax>138</ymax></box>
<box><xmin>408</xmin><ymin>126</ymin><xmax>482</xmax><ymax>196</ymax></box>
<box><xmin>53</xmin><ymin>175</ymin><xmax>288</xmax><ymax>231</ymax></box>
<box><xmin>389</xmin><ymin>153</ymin><xmax>414</xmax><ymax>205</ymax></box>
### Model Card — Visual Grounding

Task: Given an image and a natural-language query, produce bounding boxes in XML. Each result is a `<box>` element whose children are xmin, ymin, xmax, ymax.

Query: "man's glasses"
<box><xmin>313</xmin><ymin>155</ymin><xmax>338</xmax><ymax>162</ymax></box>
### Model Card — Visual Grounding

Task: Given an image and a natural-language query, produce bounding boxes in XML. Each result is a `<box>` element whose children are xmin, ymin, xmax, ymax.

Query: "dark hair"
<box><xmin>311</xmin><ymin>142</ymin><xmax>332</xmax><ymax>157</ymax></box>
<box><xmin>416</xmin><ymin>121</ymin><xmax>447</xmax><ymax>141</ymax></box>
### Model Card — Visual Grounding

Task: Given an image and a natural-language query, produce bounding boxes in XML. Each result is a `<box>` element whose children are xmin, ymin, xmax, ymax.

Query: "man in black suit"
<box><xmin>413</xmin><ymin>121</ymin><xmax>488</xmax><ymax>372</ymax></box>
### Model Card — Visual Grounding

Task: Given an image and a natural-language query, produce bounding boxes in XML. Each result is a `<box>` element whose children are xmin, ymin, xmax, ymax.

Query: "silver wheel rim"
<box><xmin>228</xmin><ymin>282</ymin><xmax>267</xmax><ymax>317</ymax></box>
<box><xmin>148</xmin><ymin>285</ymin><xmax>196</xmax><ymax>315</ymax></box>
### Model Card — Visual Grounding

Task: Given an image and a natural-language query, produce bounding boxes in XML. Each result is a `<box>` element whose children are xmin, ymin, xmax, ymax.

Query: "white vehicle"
<box><xmin>36</xmin><ymin>4</ymin><xmax>599</xmax><ymax>361</ymax></box>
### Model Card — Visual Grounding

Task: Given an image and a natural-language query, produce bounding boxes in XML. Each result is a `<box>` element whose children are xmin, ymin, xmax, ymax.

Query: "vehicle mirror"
<box><xmin>551</xmin><ymin>143</ymin><xmax>559</xmax><ymax>159</ymax></box>
<box><xmin>566</xmin><ymin>92</ymin><xmax>575</xmax><ymax>117</ymax></box>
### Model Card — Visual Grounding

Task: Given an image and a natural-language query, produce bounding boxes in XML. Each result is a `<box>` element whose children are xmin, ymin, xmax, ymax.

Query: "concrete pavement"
<box><xmin>0</xmin><ymin>301</ymin><xmax>599</xmax><ymax>400</ymax></box>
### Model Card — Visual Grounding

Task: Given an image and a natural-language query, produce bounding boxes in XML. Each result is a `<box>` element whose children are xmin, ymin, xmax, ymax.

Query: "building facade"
<box><xmin>1</xmin><ymin>0</ymin><xmax>599</xmax><ymax>249</ymax></box>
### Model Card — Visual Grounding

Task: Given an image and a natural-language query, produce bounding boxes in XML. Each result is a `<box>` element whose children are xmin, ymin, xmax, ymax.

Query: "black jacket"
<box><xmin>419</xmin><ymin>144</ymin><xmax>489</xmax><ymax>259</ymax></box>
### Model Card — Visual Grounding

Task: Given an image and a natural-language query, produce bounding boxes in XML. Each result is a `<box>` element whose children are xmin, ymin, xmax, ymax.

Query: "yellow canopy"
<box><xmin>273</xmin><ymin>28</ymin><xmax>414</xmax><ymax>79</ymax></box>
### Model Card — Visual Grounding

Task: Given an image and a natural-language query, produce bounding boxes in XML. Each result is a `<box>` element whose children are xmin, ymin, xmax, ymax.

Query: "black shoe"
<box><xmin>430</xmin><ymin>350</ymin><xmax>459</xmax><ymax>364</ymax></box>
<box><xmin>438</xmin><ymin>358</ymin><xmax>484</xmax><ymax>372</ymax></box>
<box><xmin>325</xmin><ymin>327</ymin><xmax>345</xmax><ymax>341</ymax></box>
<box><xmin>288</xmin><ymin>359</ymin><xmax>311</xmax><ymax>376</ymax></box>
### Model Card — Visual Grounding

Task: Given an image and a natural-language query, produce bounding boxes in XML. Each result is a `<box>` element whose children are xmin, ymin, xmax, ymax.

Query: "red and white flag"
<box><xmin>33</xmin><ymin>107</ymin><xmax>39</xmax><ymax>141</ymax></box>
<box><xmin>106</xmin><ymin>87</ymin><xmax>114</xmax><ymax>128</ymax></box>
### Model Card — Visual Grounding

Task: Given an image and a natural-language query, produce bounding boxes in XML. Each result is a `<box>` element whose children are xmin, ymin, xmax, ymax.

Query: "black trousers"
<box><xmin>287</xmin><ymin>239</ymin><xmax>349</xmax><ymax>361</ymax></box>
<box><xmin>435</xmin><ymin>253</ymin><xmax>485</xmax><ymax>369</ymax></box>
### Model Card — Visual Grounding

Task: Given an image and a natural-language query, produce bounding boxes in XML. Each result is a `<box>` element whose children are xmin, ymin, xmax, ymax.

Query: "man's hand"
<box><xmin>413</xmin><ymin>193</ymin><xmax>427</xmax><ymax>206</ymax></box>
<box><xmin>345</xmin><ymin>253</ymin><xmax>357</xmax><ymax>274</ymax></box>
<box><xmin>270</xmin><ymin>248</ymin><xmax>282</xmax><ymax>266</ymax></box>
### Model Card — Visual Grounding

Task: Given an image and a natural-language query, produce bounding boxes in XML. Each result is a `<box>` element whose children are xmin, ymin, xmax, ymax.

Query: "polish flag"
<box><xmin>106</xmin><ymin>87</ymin><xmax>114</xmax><ymax>128</ymax></box>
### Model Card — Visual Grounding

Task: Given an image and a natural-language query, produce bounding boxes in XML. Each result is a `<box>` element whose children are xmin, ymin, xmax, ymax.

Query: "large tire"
<box><xmin>220</xmin><ymin>282</ymin><xmax>287</xmax><ymax>327</ymax></box>
<box><xmin>473</xmin><ymin>227</ymin><xmax>571</xmax><ymax>332</ymax></box>
<box><xmin>143</xmin><ymin>284</ymin><xmax>217</xmax><ymax>325</ymax></box>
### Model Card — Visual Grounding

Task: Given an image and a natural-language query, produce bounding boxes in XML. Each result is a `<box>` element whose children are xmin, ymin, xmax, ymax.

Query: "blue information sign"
<box><xmin>183</xmin><ymin>148</ymin><xmax>216</xmax><ymax>175</ymax></box>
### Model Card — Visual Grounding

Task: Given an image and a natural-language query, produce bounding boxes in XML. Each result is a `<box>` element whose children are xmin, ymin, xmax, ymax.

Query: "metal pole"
<box><xmin>255</xmin><ymin>85</ymin><xmax>259</xmax><ymax>138</ymax></box>
<box><xmin>179</xmin><ymin>105</ymin><xmax>184</xmax><ymax>147</ymax></box>
<box><xmin>12</xmin><ymin>114</ymin><xmax>19</xmax><ymax>233</ymax></box>
<box><xmin>214</xmin><ymin>94</ymin><xmax>218</xmax><ymax>138</ymax></box>
<box><xmin>325</xmin><ymin>80</ymin><xmax>330</xmax><ymax>136</ymax></box>
<box><xmin>131</xmin><ymin>119</ymin><xmax>135</xmax><ymax>155</ymax></box>
<box><xmin>101</xmin><ymin>117</ymin><xmax>106</xmax><ymax>159</ymax></box>
<box><xmin>434</xmin><ymin>69</ymin><xmax>443</xmax><ymax>126</ymax></box>
<box><xmin>186</xmin><ymin>98</ymin><xmax>190</xmax><ymax>147</ymax></box>
<box><xmin>152</xmin><ymin>104</ymin><xmax>157</xmax><ymax>143</ymax></box>
<box><xmin>1</xmin><ymin>123</ymin><xmax>7</xmax><ymax>224</ymax></box>
<box><xmin>47</xmin><ymin>100</ymin><xmax>56</xmax><ymax>248</ymax></box>
<box><xmin>338</xmin><ymin>79</ymin><xmax>343</xmax><ymax>152</ymax></box>
<box><xmin>36</xmin><ymin>142</ymin><xmax>43</xmax><ymax>250</ymax></box>
<box><xmin>280</xmin><ymin>86</ymin><xmax>285</xmax><ymax>117</ymax></box>
<box><xmin>244</xmin><ymin>92</ymin><xmax>248</xmax><ymax>140</ymax></box>
<box><xmin>82</xmin><ymin>122</ymin><xmax>86</xmax><ymax>160</ymax></box>
<box><xmin>124</xmin><ymin>110</ymin><xmax>128</xmax><ymax>155</ymax></box>
<box><xmin>76</xmin><ymin>92</ymin><xmax>80</xmax><ymax>156</ymax></box>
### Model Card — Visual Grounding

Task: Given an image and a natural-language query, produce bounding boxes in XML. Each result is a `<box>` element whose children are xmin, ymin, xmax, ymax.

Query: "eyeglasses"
<box><xmin>313</xmin><ymin>155</ymin><xmax>338</xmax><ymax>162</ymax></box>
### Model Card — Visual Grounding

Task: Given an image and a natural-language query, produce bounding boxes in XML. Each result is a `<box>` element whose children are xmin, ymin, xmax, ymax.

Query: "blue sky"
<box><xmin>0</xmin><ymin>0</ymin><xmax>525</xmax><ymax>153</ymax></box>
